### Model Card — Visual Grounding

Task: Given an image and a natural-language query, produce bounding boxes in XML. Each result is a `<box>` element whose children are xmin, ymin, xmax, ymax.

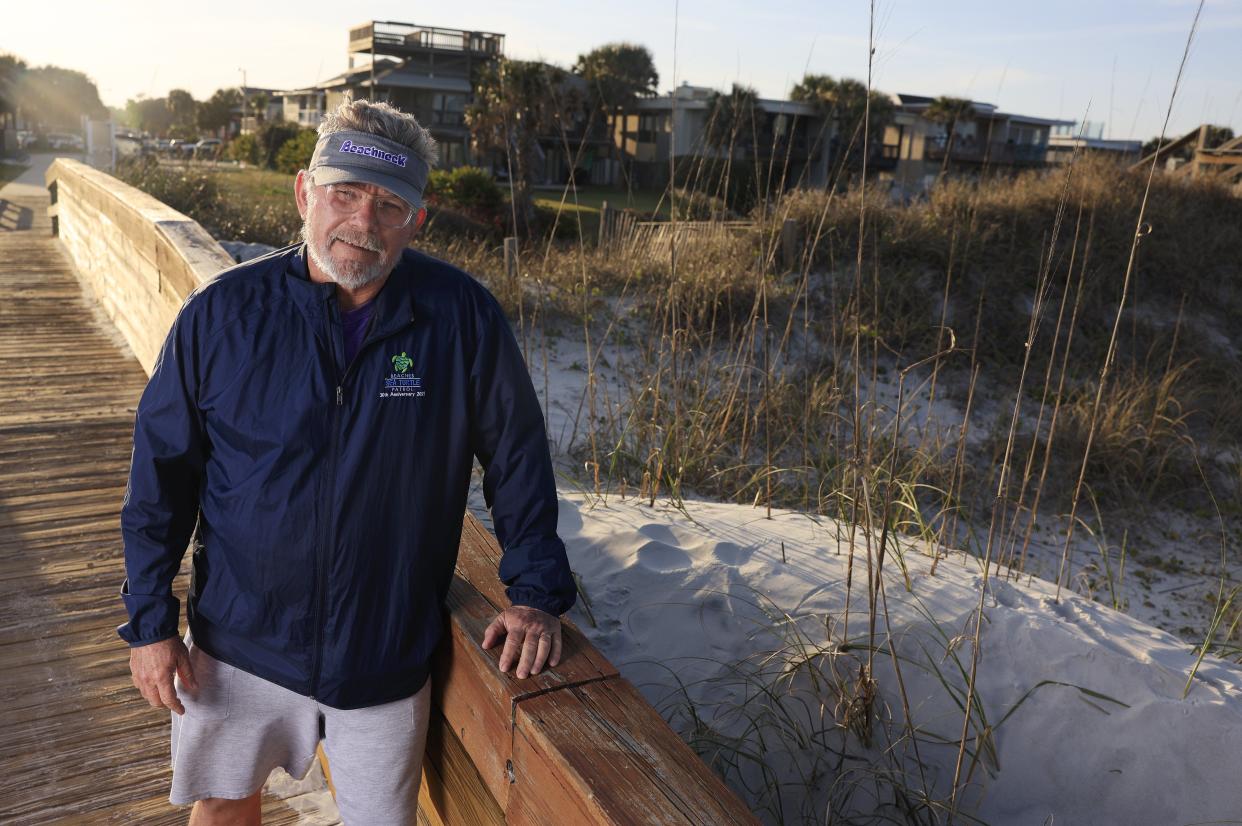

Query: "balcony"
<box><xmin>349</xmin><ymin>21</ymin><xmax>504</xmax><ymax>59</ymax></box>
<box><xmin>924</xmin><ymin>136</ymin><xmax>1048</xmax><ymax>166</ymax></box>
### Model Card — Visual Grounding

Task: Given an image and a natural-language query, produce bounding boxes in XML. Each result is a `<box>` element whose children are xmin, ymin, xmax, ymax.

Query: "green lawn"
<box><xmin>533</xmin><ymin>184</ymin><xmax>670</xmax><ymax>241</ymax></box>
<box><xmin>533</xmin><ymin>184</ymin><xmax>669</xmax><ymax>218</ymax></box>
<box><xmin>205</xmin><ymin>165</ymin><xmax>297</xmax><ymax>209</ymax></box>
<box><xmin>200</xmin><ymin>166</ymin><xmax>671</xmax><ymax>243</ymax></box>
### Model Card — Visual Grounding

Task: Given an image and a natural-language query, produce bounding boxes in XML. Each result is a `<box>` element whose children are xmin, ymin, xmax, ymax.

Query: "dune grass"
<box><xmin>117</xmin><ymin>67</ymin><xmax>1240</xmax><ymax>820</ymax></box>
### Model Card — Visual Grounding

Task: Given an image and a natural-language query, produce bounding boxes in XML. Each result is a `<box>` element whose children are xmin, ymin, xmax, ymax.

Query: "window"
<box><xmin>438</xmin><ymin>140</ymin><xmax>465</xmax><ymax>168</ymax></box>
<box><xmin>637</xmin><ymin>114</ymin><xmax>661</xmax><ymax>144</ymax></box>
<box><xmin>432</xmin><ymin>94</ymin><xmax>466</xmax><ymax>127</ymax></box>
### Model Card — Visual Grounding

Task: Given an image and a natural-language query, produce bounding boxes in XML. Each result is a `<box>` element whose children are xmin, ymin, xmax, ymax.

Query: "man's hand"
<box><xmin>129</xmin><ymin>636</ymin><xmax>197</xmax><ymax>715</ymax></box>
<box><xmin>481</xmin><ymin>606</ymin><xmax>562</xmax><ymax>679</ymax></box>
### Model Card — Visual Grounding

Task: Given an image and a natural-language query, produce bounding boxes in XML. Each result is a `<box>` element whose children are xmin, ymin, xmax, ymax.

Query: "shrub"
<box><xmin>116</xmin><ymin>157</ymin><xmax>300</xmax><ymax>246</ymax></box>
<box><xmin>228</xmin><ymin>134</ymin><xmax>259</xmax><ymax>166</ymax></box>
<box><xmin>426</xmin><ymin>166</ymin><xmax>502</xmax><ymax>208</ymax></box>
<box><xmin>444</xmin><ymin>166</ymin><xmax>503</xmax><ymax>212</ymax></box>
<box><xmin>275</xmin><ymin>130</ymin><xmax>318</xmax><ymax>174</ymax></box>
<box><xmin>115</xmin><ymin>157</ymin><xmax>222</xmax><ymax>217</ymax></box>
<box><xmin>256</xmin><ymin>121</ymin><xmax>303</xmax><ymax>168</ymax></box>
<box><xmin>424</xmin><ymin>168</ymin><xmax>452</xmax><ymax>202</ymax></box>
<box><xmin>424</xmin><ymin>166</ymin><xmax>504</xmax><ymax>228</ymax></box>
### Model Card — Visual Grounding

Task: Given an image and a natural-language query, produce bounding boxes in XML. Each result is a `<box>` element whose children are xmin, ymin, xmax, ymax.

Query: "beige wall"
<box><xmin>45</xmin><ymin>159</ymin><xmax>234</xmax><ymax>375</ymax></box>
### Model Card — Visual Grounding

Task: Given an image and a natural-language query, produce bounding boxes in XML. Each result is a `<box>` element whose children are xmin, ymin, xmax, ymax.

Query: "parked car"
<box><xmin>115</xmin><ymin>134</ymin><xmax>151</xmax><ymax>159</ymax></box>
<box><xmin>170</xmin><ymin>139</ymin><xmax>197</xmax><ymax>156</ymax></box>
<box><xmin>193</xmin><ymin>138</ymin><xmax>222</xmax><ymax>159</ymax></box>
<box><xmin>45</xmin><ymin>133</ymin><xmax>85</xmax><ymax>151</ymax></box>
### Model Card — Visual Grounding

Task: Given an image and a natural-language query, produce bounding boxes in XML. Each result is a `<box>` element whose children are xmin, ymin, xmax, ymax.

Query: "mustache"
<box><xmin>329</xmin><ymin>229</ymin><xmax>383</xmax><ymax>253</ymax></box>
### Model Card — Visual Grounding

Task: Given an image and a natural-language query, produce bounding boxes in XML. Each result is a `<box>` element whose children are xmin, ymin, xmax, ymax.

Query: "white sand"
<box><xmin>557</xmin><ymin>492</ymin><xmax>1242</xmax><ymax>824</ymax></box>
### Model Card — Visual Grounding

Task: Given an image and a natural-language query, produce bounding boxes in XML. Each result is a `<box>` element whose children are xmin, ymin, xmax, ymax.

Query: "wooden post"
<box><xmin>598</xmin><ymin>201</ymin><xmax>612</xmax><ymax>248</ymax></box>
<box><xmin>503</xmin><ymin>236</ymin><xmax>518</xmax><ymax>299</ymax></box>
<box><xmin>780</xmin><ymin>218</ymin><xmax>799</xmax><ymax>272</ymax></box>
<box><xmin>1192</xmin><ymin>123</ymin><xmax>1209</xmax><ymax>179</ymax></box>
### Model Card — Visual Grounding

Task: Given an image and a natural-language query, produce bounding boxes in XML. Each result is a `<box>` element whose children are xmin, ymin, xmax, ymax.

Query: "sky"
<box><xmin>5</xmin><ymin>0</ymin><xmax>1240</xmax><ymax>141</ymax></box>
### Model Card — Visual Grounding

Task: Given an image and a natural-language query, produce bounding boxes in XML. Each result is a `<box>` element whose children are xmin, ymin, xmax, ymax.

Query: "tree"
<box><xmin>925</xmin><ymin>95</ymin><xmax>974</xmax><ymax>172</ymax></box>
<box><xmin>1205</xmin><ymin>125</ymin><xmax>1235</xmax><ymax>148</ymax></box>
<box><xmin>166</xmin><ymin>89</ymin><xmax>198</xmax><ymax>131</ymax></box>
<box><xmin>466</xmin><ymin>59</ymin><xmax>580</xmax><ymax>236</ymax></box>
<box><xmin>122</xmin><ymin>95</ymin><xmax>171</xmax><ymax>134</ymax></box>
<box><xmin>249</xmin><ymin>92</ymin><xmax>269</xmax><ymax>124</ymax></box>
<box><xmin>705</xmin><ymin>83</ymin><xmax>761</xmax><ymax>155</ymax></box>
<box><xmin>0</xmin><ymin>54</ymin><xmax>28</xmax><ymax>123</ymax></box>
<box><xmin>198</xmin><ymin>88</ymin><xmax>241</xmax><ymax>134</ymax></box>
<box><xmin>13</xmin><ymin>64</ymin><xmax>106</xmax><ymax>131</ymax></box>
<box><xmin>573</xmin><ymin>43</ymin><xmax>658</xmax><ymax>115</ymax></box>
<box><xmin>573</xmin><ymin>43</ymin><xmax>659</xmax><ymax>184</ymax></box>
<box><xmin>791</xmin><ymin>74</ymin><xmax>894</xmax><ymax>177</ymax></box>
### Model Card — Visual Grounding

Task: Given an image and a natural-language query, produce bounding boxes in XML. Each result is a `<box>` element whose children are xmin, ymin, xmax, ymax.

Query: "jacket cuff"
<box><xmin>117</xmin><ymin>579</ymin><xmax>181</xmax><ymax>646</ymax></box>
<box><xmin>505</xmin><ymin>584</ymin><xmax>576</xmax><ymax>618</ymax></box>
<box><xmin>498</xmin><ymin>536</ymin><xmax>577</xmax><ymax>617</ymax></box>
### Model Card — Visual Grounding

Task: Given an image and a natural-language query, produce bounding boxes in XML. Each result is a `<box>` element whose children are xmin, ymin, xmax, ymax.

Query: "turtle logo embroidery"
<box><xmin>382</xmin><ymin>352</ymin><xmax>423</xmax><ymax>398</ymax></box>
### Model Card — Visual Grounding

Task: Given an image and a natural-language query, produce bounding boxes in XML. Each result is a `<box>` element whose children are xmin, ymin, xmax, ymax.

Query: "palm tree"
<box><xmin>467</xmin><ymin>59</ymin><xmax>581</xmax><ymax>237</ymax></box>
<box><xmin>790</xmin><ymin>73</ymin><xmax>894</xmax><ymax>180</ymax></box>
<box><xmin>925</xmin><ymin>95</ymin><xmax>974</xmax><ymax>178</ymax></box>
<box><xmin>573</xmin><ymin>43</ymin><xmax>659</xmax><ymax>187</ymax></box>
<box><xmin>705</xmin><ymin>84</ymin><xmax>761</xmax><ymax>156</ymax></box>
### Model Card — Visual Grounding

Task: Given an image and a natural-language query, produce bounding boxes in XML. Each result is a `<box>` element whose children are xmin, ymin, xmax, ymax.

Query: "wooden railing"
<box><xmin>349</xmin><ymin>20</ymin><xmax>505</xmax><ymax>57</ymax></box>
<box><xmin>44</xmin><ymin>159</ymin><xmax>233</xmax><ymax>373</ymax></box>
<box><xmin>45</xmin><ymin>158</ymin><xmax>759</xmax><ymax>825</ymax></box>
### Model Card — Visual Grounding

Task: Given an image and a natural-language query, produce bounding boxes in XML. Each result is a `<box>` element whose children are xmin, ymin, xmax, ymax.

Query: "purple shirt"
<box><xmin>341</xmin><ymin>300</ymin><xmax>376</xmax><ymax>367</ymax></box>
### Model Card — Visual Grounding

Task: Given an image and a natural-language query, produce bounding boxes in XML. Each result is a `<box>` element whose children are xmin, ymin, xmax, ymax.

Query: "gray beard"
<box><xmin>300</xmin><ymin>221</ymin><xmax>393</xmax><ymax>290</ymax></box>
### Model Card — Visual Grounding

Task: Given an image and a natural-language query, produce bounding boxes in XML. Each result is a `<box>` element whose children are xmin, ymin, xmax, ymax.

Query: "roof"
<box><xmin>634</xmin><ymin>85</ymin><xmax>818</xmax><ymax>117</ymax></box>
<box><xmin>894</xmin><ymin>92</ymin><xmax>1073</xmax><ymax>127</ymax></box>
<box><xmin>1048</xmin><ymin>134</ymin><xmax>1143</xmax><ymax>152</ymax></box>
<box><xmin>358</xmin><ymin>70</ymin><xmax>472</xmax><ymax>93</ymax></box>
<box><xmin>313</xmin><ymin>60</ymin><xmax>401</xmax><ymax>90</ymax></box>
<box><xmin>999</xmin><ymin>112</ymin><xmax>1076</xmax><ymax>127</ymax></box>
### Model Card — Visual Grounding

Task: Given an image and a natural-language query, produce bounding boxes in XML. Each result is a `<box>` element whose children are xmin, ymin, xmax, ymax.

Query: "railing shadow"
<box><xmin>0</xmin><ymin>200</ymin><xmax>34</xmax><ymax>232</ymax></box>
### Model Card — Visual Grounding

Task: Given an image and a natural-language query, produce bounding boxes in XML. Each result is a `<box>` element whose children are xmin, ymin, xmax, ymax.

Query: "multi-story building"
<box><xmin>278</xmin><ymin>21</ymin><xmax>504</xmax><ymax>168</ymax></box>
<box><xmin>614</xmin><ymin>83</ymin><xmax>830</xmax><ymax>189</ymax></box>
<box><xmin>878</xmin><ymin>93</ymin><xmax>1073</xmax><ymax>193</ymax></box>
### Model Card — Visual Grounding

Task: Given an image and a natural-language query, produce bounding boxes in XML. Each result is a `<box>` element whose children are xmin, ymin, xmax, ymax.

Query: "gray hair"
<box><xmin>317</xmin><ymin>98</ymin><xmax>438</xmax><ymax>168</ymax></box>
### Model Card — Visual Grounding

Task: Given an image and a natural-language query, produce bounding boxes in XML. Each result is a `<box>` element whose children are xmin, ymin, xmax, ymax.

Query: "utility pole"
<box><xmin>238</xmin><ymin>68</ymin><xmax>248</xmax><ymax>136</ymax></box>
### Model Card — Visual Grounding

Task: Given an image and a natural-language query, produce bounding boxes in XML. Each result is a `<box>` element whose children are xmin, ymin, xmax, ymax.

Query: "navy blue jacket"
<box><xmin>118</xmin><ymin>244</ymin><xmax>575</xmax><ymax>709</ymax></box>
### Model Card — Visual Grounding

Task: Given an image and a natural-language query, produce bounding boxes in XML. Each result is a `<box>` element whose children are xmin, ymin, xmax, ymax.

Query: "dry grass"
<box><xmin>122</xmin><ymin>111</ymin><xmax>1241</xmax><ymax>823</ymax></box>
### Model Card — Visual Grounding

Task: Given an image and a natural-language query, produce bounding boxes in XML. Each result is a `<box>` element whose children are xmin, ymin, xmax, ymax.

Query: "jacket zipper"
<box><xmin>308</xmin><ymin>312</ymin><xmax>413</xmax><ymax>699</ymax></box>
<box><xmin>309</xmin><ymin>316</ymin><xmax>345</xmax><ymax>699</ymax></box>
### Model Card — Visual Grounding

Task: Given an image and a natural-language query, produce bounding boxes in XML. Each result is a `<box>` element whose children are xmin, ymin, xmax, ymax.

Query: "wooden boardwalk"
<box><xmin>0</xmin><ymin>163</ymin><xmax>336</xmax><ymax>824</ymax></box>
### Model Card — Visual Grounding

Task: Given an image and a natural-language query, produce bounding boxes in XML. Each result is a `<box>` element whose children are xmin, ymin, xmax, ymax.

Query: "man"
<box><xmin>118</xmin><ymin>99</ymin><xmax>575</xmax><ymax>825</ymax></box>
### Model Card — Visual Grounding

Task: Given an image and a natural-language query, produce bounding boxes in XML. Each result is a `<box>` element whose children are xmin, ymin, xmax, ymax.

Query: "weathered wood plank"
<box><xmin>0</xmin><ymin>176</ymin><xmax>319</xmax><ymax>824</ymax></box>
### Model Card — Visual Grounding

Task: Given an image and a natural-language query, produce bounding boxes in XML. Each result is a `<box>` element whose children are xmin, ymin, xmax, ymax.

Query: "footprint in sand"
<box><xmin>557</xmin><ymin>498</ymin><xmax>584</xmax><ymax>534</ymax></box>
<box><xmin>635</xmin><ymin>539</ymin><xmax>694</xmax><ymax>573</ymax></box>
<box><xmin>712</xmin><ymin>541</ymin><xmax>755</xmax><ymax>566</ymax></box>
<box><xmin>637</xmin><ymin>522</ymin><xmax>700</xmax><ymax>546</ymax></box>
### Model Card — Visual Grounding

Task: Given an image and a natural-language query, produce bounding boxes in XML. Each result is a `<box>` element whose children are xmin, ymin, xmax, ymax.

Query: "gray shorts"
<box><xmin>170</xmin><ymin>631</ymin><xmax>431</xmax><ymax>825</ymax></box>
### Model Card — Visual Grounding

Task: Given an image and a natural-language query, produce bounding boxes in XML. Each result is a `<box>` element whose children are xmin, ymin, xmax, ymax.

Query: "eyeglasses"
<box><xmin>317</xmin><ymin>181</ymin><xmax>417</xmax><ymax>230</ymax></box>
